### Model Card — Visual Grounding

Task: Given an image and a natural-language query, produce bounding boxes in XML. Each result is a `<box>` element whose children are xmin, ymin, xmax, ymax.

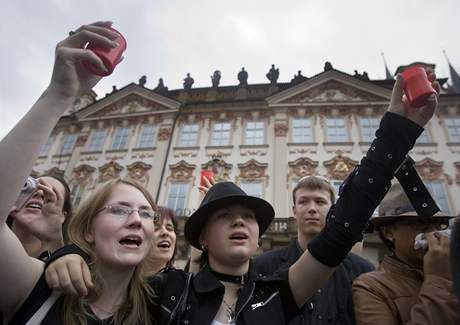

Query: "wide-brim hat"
<box><xmin>371</xmin><ymin>183</ymin><xmax>454</xmax><ymax>227</ymax></box>
<box><xmin>185</xmin><ymin>181</ymin><xmax>275</xmax><ymax>249</ymax></box>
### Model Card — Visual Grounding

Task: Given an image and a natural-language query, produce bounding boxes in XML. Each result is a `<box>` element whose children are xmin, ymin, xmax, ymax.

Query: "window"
<box><xmin>326</xmin><ymin>117</ymin><xmax>348</xmax><ymax>142</ymax></box>
<box><xmin>445</xmin><ymin>117</ymin><xmax>460</xmax><ymax>142</ymax></box>
<box><xmin>331</xmin><ymin>180</ymin><xmax>342</xmax><ymax>196</ymax></box>
<box><xmin>179</xmin><ymin>123</ymin><xmax>199</xmax><ymax>146</ymax></box>
<box><xmin>167</xmin><ymin>182</ymin><xmax>188</xmax><ymax>214</ymax></box>
<box><xmin>416</xmin><ymin>129</ymin><xmax>431</xmax><ymax>144</ymax></box>
<box><xmin>87</xmin><ymin>128</ymin><xmax>107</xmax><ymax>151</ymax></box>
<box><xmin>111</xmin><ymin>127</ymin><xmax>131</xmax><ymax>150</ymax></box>
<box><xmin>292</xmin><ymin>118</ymin><xmax>313</xmax><ymax>143</ymax></box>
<box><xmin>60</xmin><ymin>133</ymin><xmax>77</xmax><ymax>155</ymax></box>
<box><xmin>360</xmin><ymin>117</ymin><xmax>380</xmax><ymax>142</ymax></box>
<box><xmin>425</xmin><ymin>181</ymin><xmax>450</xmax><ymax>214</ymax></box>
<box><xmin>71</xmin><ymin>183</ymin><xmax>85</xmax><ymax>206</ymax></box>
<box><xmin>137</xmin><ymin>124</ymin><xmax>157</xmax><ymax>148</ymax></box>
<box><xmin>240</xmin><ymin>181</ymin><xmax>264</xmax><ymax>198</ymax></box>
<box><xmin>245</xmin><ymin>121</ymin><xmax>264</xmax><ymax>145</ymax></box>
<box><xmin>39</xmin><ymin>136</ymin><xmax>55</xmax><ymax>156</ymax></box>
<box><xmin>211</xmin><ymin>122</ymin><xmax>231</xmax><ymax>146</ymax></box>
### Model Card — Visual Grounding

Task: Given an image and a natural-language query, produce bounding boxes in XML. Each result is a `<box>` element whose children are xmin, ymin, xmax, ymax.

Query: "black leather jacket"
<box><xmin>150</xmin><ymin>264</ymin><xmax>300</xmax><ymax>325</ymax></box>
<box><xmin>253</xmin><ymin>239</ymin><xmax>374</xmax><ymax>325</ymax></box>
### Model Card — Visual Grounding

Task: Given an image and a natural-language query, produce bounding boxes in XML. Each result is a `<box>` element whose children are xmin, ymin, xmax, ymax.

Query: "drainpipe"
<box><xmin>155</xmin><ymin>105</ymin><xmax>182</xmax><ymax>203</ymax></box>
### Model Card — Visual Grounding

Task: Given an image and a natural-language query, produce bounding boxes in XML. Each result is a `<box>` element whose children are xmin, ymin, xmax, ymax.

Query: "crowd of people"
<box><xmin>0</xmin><ymin>21</ymin><xmax>459</xmax><ymax>325</ymax></box>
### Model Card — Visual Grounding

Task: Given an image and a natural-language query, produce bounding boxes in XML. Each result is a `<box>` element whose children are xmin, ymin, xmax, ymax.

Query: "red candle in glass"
<box><xmin>83</xmin><ymin>27</ymin><xmax>127</xmax><ymax>76</ymax></box>
<box><xmin>401</xmin><ymin>66</ymin><xmax>436</xmax><ymax>108</ymax></box>
<box><xmin>200</xmin><ymin>170</ymin><xmax>214</xmax><ymax>187</ymax></box>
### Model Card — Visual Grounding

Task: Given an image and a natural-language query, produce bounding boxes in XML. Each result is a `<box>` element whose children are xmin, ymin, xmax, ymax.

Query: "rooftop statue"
<box><xmin>266</xmin><ymin>64</ymin><xmax>280</xmax><ymax>85</ymax></box>
<box><xmin>183</xmin><ymin>73</ymin><xmax>194</xmax><ymax>90</ymax></box>
<box><xmin>211</xmin><ymin>70</ymin><xmax>221</xmax><ymax>88</ymax></box>
<box><xmin>324</xmin><ymin>61</ymin><xmax>333</xmax><ymax>71</ymax></box>
<box><xmin>138</xmin><ymin>75</ymin><xmax>147</xmax><ymax>87</ymax></box>
<box><xmin>154</xmin><ymin>78</ymin><xmax>168</xmax><ymax>95</ymax></box>
<box><xmin>238</xmin><ymin>67</ymin><xmax>248</xmax><ymax>87</ymax></box>
<box><xmin>291</xmin><ymin>70</ymin><xmax>308</xmax><ymax>85</ymax></box>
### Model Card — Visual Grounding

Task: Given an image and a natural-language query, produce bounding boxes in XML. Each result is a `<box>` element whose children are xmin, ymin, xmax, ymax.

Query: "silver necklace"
<box><xmin>222</xmin><ymin>299</ymin><xmax>236</xmax><ymax>324</ymax></box>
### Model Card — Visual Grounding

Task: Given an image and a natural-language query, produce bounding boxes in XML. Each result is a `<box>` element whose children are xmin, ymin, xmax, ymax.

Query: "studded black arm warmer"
<box><xmin>307</xmin><ymin>112</ymin><xmax>423</xmax><ymax>267</ymax></box>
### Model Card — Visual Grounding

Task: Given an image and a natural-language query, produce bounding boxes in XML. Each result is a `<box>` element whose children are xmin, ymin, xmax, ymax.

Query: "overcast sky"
<box><xmin>1</xmin><ymin>0</ymin><xmax>459</xmax><ymax>140</ymax></box>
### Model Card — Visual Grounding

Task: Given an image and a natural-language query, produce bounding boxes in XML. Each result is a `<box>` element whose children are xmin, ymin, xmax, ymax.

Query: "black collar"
<box><xmin>210</xmin><ymin>268</ymin><xmax>248</xmax><ymax>285</ymax></box>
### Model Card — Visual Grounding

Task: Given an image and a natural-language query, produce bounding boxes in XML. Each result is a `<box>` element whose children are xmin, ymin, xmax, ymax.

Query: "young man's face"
<box><xmin>292</xmin><ymin>188</ymin><xmax>332</xmax><ymax>238</ymax></box>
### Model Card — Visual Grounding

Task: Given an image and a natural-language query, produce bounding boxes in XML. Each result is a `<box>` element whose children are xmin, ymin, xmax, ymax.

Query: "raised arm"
<box><xmin>288</xmin><ymin>72</ymin><xmax>440</xmax><ymax>307</ymax></box>
<box><xmin>0</xmin><ymin>21</ymin><xmax>117</xmax><ymax>317</ymax></box>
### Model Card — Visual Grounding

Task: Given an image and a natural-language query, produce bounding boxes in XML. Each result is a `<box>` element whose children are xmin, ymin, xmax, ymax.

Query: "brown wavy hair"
<box><xmin>62</xmin><ymin>178</ymin><xmax>157</xmax><ymax>325</ymax></box>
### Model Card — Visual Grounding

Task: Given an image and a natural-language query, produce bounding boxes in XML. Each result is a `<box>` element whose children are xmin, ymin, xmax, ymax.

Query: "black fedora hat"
<box><xmin>185</xmin><ymin>181</ymin><xmax>275</xmax><ymax>249</ymax></box>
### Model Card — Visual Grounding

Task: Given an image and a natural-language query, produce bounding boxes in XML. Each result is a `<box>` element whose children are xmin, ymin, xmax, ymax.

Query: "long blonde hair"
<box><xmin>62</xmin><ymin>178</ymin><xmax>157</xmax><ymax>325</ymax></box>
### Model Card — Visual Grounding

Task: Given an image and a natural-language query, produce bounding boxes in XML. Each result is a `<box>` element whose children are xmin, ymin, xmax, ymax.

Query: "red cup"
<box><xmin>200</xmin><ymin>170</ymin><xmax>214</xmax><ymax>187</ymax></box>
<box><xmin>83</xmin><ymin>27</ymin><xmax>127</xmax><ymax>76</ymax></box>
<box><xmin>401</xmin><ymin>66</ymin><xmax>436</xmax><ymax>108</ymax></box>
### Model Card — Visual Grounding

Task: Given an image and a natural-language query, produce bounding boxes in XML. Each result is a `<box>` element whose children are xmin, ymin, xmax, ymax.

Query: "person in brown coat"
<box><xmin>352</xmin><ymin>183</ymin><xmax>460</xmax><ymax>325</ymax></box>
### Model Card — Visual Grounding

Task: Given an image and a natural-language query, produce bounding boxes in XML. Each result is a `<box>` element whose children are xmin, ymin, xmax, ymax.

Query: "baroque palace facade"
<box><xmin>32</xmin><ymin>62</ymin><xmax>460</xmax><ymax>266</ymax></box>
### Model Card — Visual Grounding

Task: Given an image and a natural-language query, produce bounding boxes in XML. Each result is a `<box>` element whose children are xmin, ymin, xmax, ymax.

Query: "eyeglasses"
<box><xmin>98</xmin><ymin>205</ymin><xmax>158</xmax><ymax>221</ymax></box>
<box><xmin>397</xmin><ymin>219</ymin><xmax>449</xmax><ymax>232</ymax></box>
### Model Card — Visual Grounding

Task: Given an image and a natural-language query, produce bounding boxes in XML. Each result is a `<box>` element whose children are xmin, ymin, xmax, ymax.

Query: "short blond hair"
<box><xmin>292</xmin><ymin>175</ymin><xmax>336</xmax><ymax>205</ymax></box>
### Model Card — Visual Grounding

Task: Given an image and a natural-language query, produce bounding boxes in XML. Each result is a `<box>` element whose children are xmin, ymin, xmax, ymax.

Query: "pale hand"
<box><xmin>198</xmin><ymin>175</ymin><xmax>216</xmax><ymax>195</ymax></box>
<box><xmin>46</xmin><ymin>21</ymin><xmax>121</xmax><ymax>100</ymax></box>
<box><xmin>423</xmin><ymin>231</ymin><xmax>452</xmax><ymax>280</ymax></box>
<box><xmin>45</xmin><ymin>253</ymin><xmax>93</xmax><ymax>296</ymax></box>
<box><xmin>388</xmin><ymin>71</ymin><xmax>440</xmax><ymax>128</ymax></box>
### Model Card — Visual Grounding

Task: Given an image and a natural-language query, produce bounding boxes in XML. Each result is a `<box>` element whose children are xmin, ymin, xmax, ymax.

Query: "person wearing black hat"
<box><xmin>352</xmin><ymin>183</ymin><xmax>460</xmax><ymax>325</ymax></box>
<box><xmin>43</xmin><ymin>70</ymin><xmax>442</xmax><ymax>325</ymax></box>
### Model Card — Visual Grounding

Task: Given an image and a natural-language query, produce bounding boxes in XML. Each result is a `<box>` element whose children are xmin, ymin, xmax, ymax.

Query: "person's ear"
<box><xmin>199</xmin><ymin>240</ymin><xmax>208</xmax><ymax>251</ymax></box>
<box><xmin>292</xmin><ymin>204</ymin><xmax>298</xmax><ymax>219</ymax></box>
<box><xmin>85</xmin><ymin>228</ymin><xmax>95</xmax><ymax>243</ymax></box>
<box><xmin>381</xmin><ymin>225</ymin><xmax>395</xmax><ymax>242</ymax></box>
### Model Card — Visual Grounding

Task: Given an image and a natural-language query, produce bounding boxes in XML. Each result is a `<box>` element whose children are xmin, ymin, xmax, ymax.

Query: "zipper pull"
<box><xmin>251</xmin><ymin>302</ymin><xmax>264</xmax><ymax>310</ymax></box>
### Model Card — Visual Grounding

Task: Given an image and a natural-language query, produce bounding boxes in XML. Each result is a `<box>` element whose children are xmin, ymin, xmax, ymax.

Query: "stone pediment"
<box><xmin>77</xmin><ymin>84</ymin><xmax>181</xmax><ymax>120</ymax></box>
<box><xmin>267</xmin><ymin>70</ymin><xmax>391</xmax><ymax>106</ymax></box>
<box><xmin>86</xmin><ymin>94</ymin><xmax>174</xmax><ymax>119</ymax></box>
<box><xmin>281</xmin><ymin>80</ymin><xmax>386</xmax><ymax>104</ymax></box>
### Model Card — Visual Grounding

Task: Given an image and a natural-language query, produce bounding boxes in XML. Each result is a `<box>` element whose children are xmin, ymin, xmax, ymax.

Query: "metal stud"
<box><xmin>371</xmin><ymin>146</ymin><xmax>375</xmax><ymax>151</ymax></box>
<box><xmin>344</xmin><ymin>222</ymin><xmax>350</xmax><ymax>228</ymax></box>
<box><xmin>368</xmin><ymin>178</ymin><xmax>374</xmax><ymax>183</ymax></box>
<box><xmin>171</xmin><ymin>296</ymin><xmax>176</xmax><ymax>301</ymax></box>
<box><xmin>330</xmin><ymin>214</ymin><xmax>335</xmax><ymax>219</ymax></box>
<box><xmin>412</xmin><ymin>187</ymin><xmax>418</xmax><ymax>192</ymax></box>
<box><xmin>422</xmin><ymin>203</ymin><xmax>428</xmax><ymax>208</ymax></box>
<box><xmin>387</xmin><ymin>154</ymin><xmax>393</xmax><ymax>159</ymax></box>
